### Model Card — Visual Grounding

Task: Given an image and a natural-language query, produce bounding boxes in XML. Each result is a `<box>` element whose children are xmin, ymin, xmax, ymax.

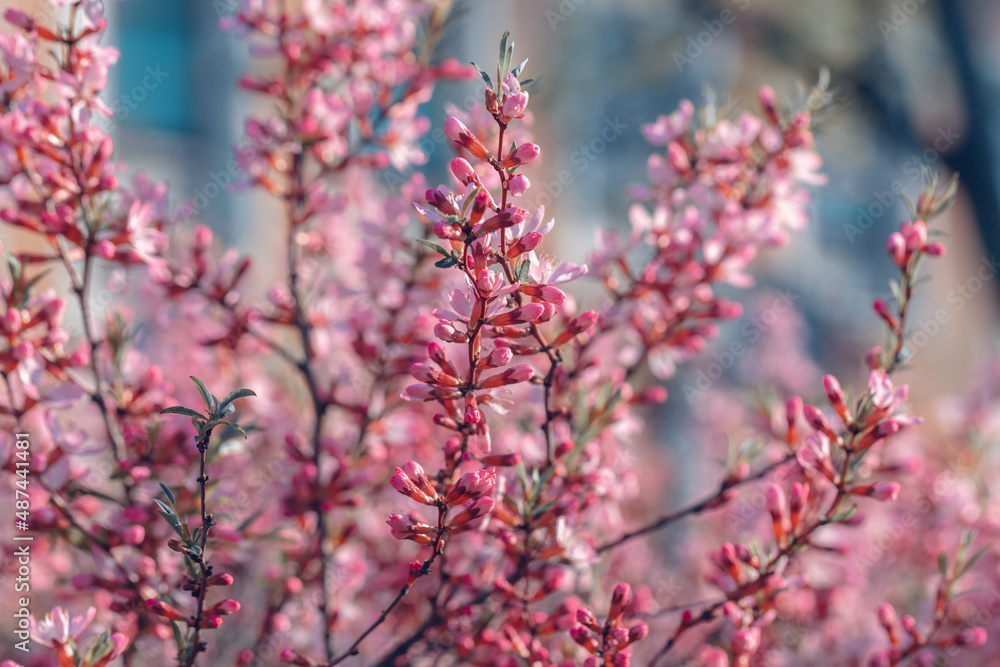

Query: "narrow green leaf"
<box><xmin>416</xmin><ymin>238</ymin><xmax>451</xmax><ymax>258</ymax></box>
<box><xmin>511</xmin><ymin>58</ymin><xmax>528</xmax><ymax>78</ymax></box>
<box><xmin>159</xmin><ymin>483</ymin><xmax>176</xmax><ymax>505</ymax></box>
<box><xmin>189</xmin><ymin>376</ymin><xmax>215</xmax><ymax>411</ymax></box>
<box><xmin>217</xmin><ymin>388</ymin><xmax>257</xmax><ymax>414</ymax></box>
<box><xmin>471</xmin><ymin>61</ymin><xmax>493</xmax><ymax>88</ymax></box>
<box><xmin>938</xmin><ymin>552</ymin><xmax>949</xmax><ymax>577</ymax></box>
<box><xmin>498</xmin><ymin>32</ymin><xmax>509</xmax><ymax>71</ymax></box>
<box><xmin>171</xmin><ymin>621</ymin><xmax>184</xmax><ymax>651</ymax></box>
<box><xmin>435</xmin><ymin>256</ymin><xmax>459</xmax><ymax>269</ymax></box>
<box><xmin>154</xmin><ymin>499</ymin><xmax>176</xmax><ymax>519</ymax></box>
<box><xmin>160</xmin><ymin>406</ymin><xmax>205</xmax><ymax>419</ymax></box>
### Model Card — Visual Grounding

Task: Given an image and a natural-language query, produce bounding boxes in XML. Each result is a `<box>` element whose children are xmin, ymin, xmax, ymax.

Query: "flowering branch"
<box><xmin>154</xmin><ymin>377</ymin><xmax>254</xmax><ymax>665</ymax></box>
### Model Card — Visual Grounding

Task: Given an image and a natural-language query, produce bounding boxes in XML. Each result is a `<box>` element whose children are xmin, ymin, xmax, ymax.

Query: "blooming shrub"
<box><xmin>0</xmin><ymin>2</ymin><xmax>995</xmax><ymax>667</ymax></box>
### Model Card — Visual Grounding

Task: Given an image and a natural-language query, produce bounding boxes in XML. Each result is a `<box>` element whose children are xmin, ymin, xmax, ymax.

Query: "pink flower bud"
<box><xmin>868</xmin><ymin>482</ymin><xmax>901</xmax><ymax>502</ymax></box>
<box><xmin>390</xmin><ymin>465</ymin><xmax>437</xmax><ymax>504</ymax></box>
<box><xmin>878</xmin><ymin>603</ymin><xmax>900</xmax><ymax>646</ymax></box>
<box><xmin>758</xmin><ymin>85</ymin><xmax>780</xmax><ymax>125</ymax></box>
<box><xmin>488</xmin><ymin>303</ymin><xmax>544</xmax><ymax>327</ymax></box>
<box><xmin>207</xmin><ymin>599</ymin><xmax>241</xmax><ymax>616</ymax></box>
<box><xmin>121</xmin><ymin>525</ymin><xmax>145</xmax><ymax>545</ymax></box>
<box><xmin>571</xmin><ymin>626</ymin><xmax>600</xmax><ymax>653</ymax></box>
<box><xmin>477</xmin><ymin>206</ymin><xmax>528</xmax><ymax>237</ymax></box>
<box><xmin>902</xmin><ymin>220</ymin><xmax>928</xmax><ymax>252</ymax></box>
<box><xmin>433</xmin><ymin>221</ymin><xmax>462</xmax><ymax>240</ymax></box>
<box><xmin>500</xmin><ymin>143</ymin><xmax>541</xmax><ymax>169</ymax></box>
<box><xmin>2</xmin><ymin>308</ymin><xmax>22</xmax><ymax>335</ymax></box>
<box><xmin>194</xmin><ymin>225</ymin><xmax>213</xmax><ymax>247</ymax></box>
<box><xmin>207</xmin><ymin>572</ymin><xmax>234</xmax><ymax>586</ymax></box>
<box><xmin>873</xmin><ymin>299</ymin><xmax>899</xmax><ymax>331</ymax></box>
<box><xmin>481</xmin><ymin>452</ymin><xmax>521</xmax><ymax>467</ymax></box>
<box><xmin>866</xmin><ymin>346</ymin><xmax>883</xmax><ymax>370</ymax></box>
<box><xmin>553</xmin><ymin>310</ymin><xmax>600</xmax><ymax>346</ymax></box>
<box><xmin>4</xmin><ymin>8</ymin><xmax>36</xmax><ymax>32</ymax></box>
<box><xmin>449</xmin><ymin>497</ymin><xmax>495</xmax><ymax>528</ymax></box>
<box><xmin>386</xmin><ymin>514</ymin><xmax>435</xmax><ymax>543</ymax></box>
<box><xmin>93</xmin><ymin>240</ymin><xmax>117</xmax><ymax>260</ymax></box>
<box><xmin>628</xmin><ymin>622</ymin><xmax>649</xmax><ymax>643</ymax></box>
<box><xmin>803</xmin><ymin>404</ymin><xmax>836</xmax><ymax>438</ymax></box>
<box><xmin>502</xmin><ymin>92</ymin><xmax>529</xmax><ymax>120</ymax></box>
<box><xmin>508</xmin><ymin>174</ymin><xmax>530</xmax><ymax>196</ymax></box>
<box><xmin>478</xmin><ymin>347</ymin><xmax>513</xmax><ymax>369</ymax></box>
<box><xmin>766</xmin><ymin>484</ymin><xmax>789</xmax><ymax>544</ymax></box>
<box><xmin>731</xmin><ymin>627</ymin><xmax>762</xmax><ymax>656</ymax></box>
<box><xmin>146</xmin><ymin>598</ymin><xmax>187</xmax><ymax>622</ymax></box>
<box><xmin>445</xmin><ymin>468</ymin><xmax>496</xmax><ymax>506</ymax></box>
<box><xmin>426</xmin><ymin>188</ymin><xmax>457</xmax><ymax>215</ymax></box>
<box><xmin>886</xmin><ymin>232</ymin><xmax>906</xmax><ymax>267</ymax></box>
<box><xmin>520</xmin><ymin>283</ymin><xmax>566</xmax><ymax>304</ymax></box>
<box><xmin>608</xmin><ymin>583</ymin><xmax>631</xmax><ymax>623</ymax></box>
<box><xmin>434</xmin><ymin>321</ymin><xmax>466</xmax><ymax>343</ymax></box>
<box><xmin>924</xmin><ymin>242</ymin><xmax>946</xmax><ymax>256</ymax></box>
<box><xmin>450</xmin><ymin>157</ymin><xmax>478</xmax><ymax>184</ymax></box>
<box><xmin>444</xmin><ymin>117</ymin><xmax>491</xmax><ymax>161</ymax></box>
<box><xmin>667</xmin><ymin>142</ymin><xmax>691</xmax><ymax>174</ymax></box>
<box><xmin>823</xmin><ymin>375</ymin><xmax>849</xmax><ymax>422</ymax></box>
<box><xmin>508</xmin><ymin>231</ymin><xmax>543</xmax><ymax>258</ymax></box>
<box><xmin>955</xmin><ymin>627</ymin><xmax>987</xmax><ymax>647</ymax></box>
<box><xmin>479</xmin><ymin>364</ymin><xmax>534</xmax><ymax>388</ymax></box>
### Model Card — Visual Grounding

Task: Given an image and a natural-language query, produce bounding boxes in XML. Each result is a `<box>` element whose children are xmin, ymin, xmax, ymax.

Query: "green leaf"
<box><xmin>238</xmin><ymin>510</ymin><xmax>263</xmax><ymax>532</ymax></box>
<box><xmin>216</xmin><ymin>388</ymin><xmax>257</xmax><ymax>415</ymax></box>
<box><xmin>227</xmin><ymin>422</ymin><xmax>249</xmax><ymax>439</ymax></box>
<box><xmin>828</xmin><ymin>504</ymin><xmax>858</xmax><ymax>524</ymax></box>
<box><xmin>938</xmin><ymin>551</ymin><xmax>949</xmax><ymax>577</ymax></box>
<box><xmin>171</xmin><ymin>621</ymin><xmax>184</xmax><ymax>652</ymax></box>
<box><xmin>435</xmin><ymin>256</ymin><xmax>459</xmax><ymax>269</ymax></box>
<box><xmin>154</xmin><ymin>499</ymin><xmax>176</xmax><ymax>518</ymax></box>
<box><xmin>957</xmin><ymin>546</ymin><xmax>988</xmax><ymax>579</ymax></box>
<box><xmin>471</xmin><ymin>61</ymin><xmax>493</xmax><ymax>88</ymax></box>
<box><xmin>159</xmin><ymin>483</ymin><xmax>176</xmax><ymax>506</ymax></box>
<box><xmin>511</xmin><ymin>58</ymin><xmax>528</xmax><ymax>78</ymax></box>
<box><xmin>190</xmin><ymin>376</ymin><xmax>215</xmax><ymax>411</ymax></box>
<box><xmin>515</xmin><ymin>258</ymin><xmax>530</xmax><ymax>283</ymax></box>
<box><xmin>416</xmin><ymin>238</ymin><xmax>451</xmax><ymax>258</ymax></box>
<box><xmin>498</xmin><ymin>31</ymin><xmax>509</xmax><ymax>73</ymax></box>
<box><xmin>160</xmin><ymin>406</ymin><xmax>206</xmax><ymax>419</ymax></box>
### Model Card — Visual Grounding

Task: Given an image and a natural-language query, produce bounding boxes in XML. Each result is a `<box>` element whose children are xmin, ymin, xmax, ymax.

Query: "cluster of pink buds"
<box><xmin>869</xmin><ymin>532</ymin><xmax>988</xmax><ymax>666</ymax></box>
<box><xmin>407</xmin><ymin>33</ymin><xmax>593</xmax><ymax>459</ymax></box>
<box><xmin>387</xmin><ymin>461</ymin><xmax>498</xmax><ymax>541</ymax></box>
<box><xmin>588</xmin><ymin>80</ymin><xmax>827</xmax><ymax>379</ymax></box>
<box><xmin>1</xmin><ymin>270</ymin><xmax>84</xmax><ymax>394</ymax></box>
<box><xmin>885</xmin><ymin>220</ymin><xmax>945</xmax><ymax>268</ymax></box>
<box><xmin>146</xmin><ymin>596</ymin><xmax>240</xmax><ymax>629</ymax></box>
<box><xmin>0</xmin><ymin>6</ymin><xmax>167</xmax><ymax>269</ymax></box>
<box><xmin>570</xmin><ymin>584</ymin><xmax>648</xmax><ymax>666</ymax></box>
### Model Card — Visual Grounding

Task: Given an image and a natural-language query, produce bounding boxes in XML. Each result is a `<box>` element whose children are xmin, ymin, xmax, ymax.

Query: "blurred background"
<box><xmin>4</xmin><ymin>0</ymin><xmax>999</xmax><ymax>492</ymax></box>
